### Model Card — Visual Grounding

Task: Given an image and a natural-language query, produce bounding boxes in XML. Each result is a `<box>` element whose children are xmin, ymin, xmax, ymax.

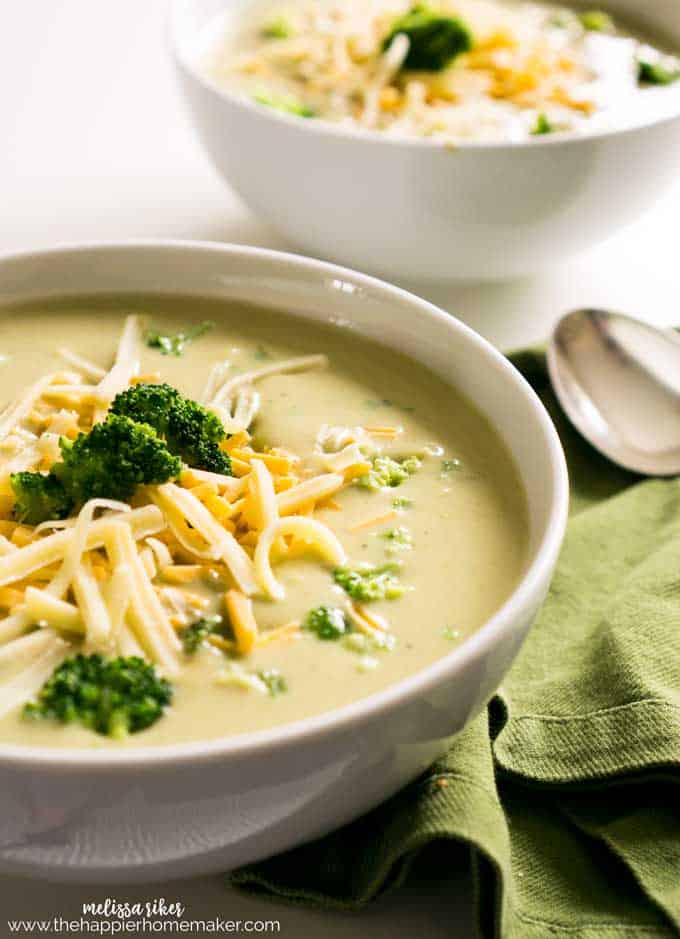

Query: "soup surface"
<box><xmin>0</xmin><ymin>297</ymin><xmax>527</xmax><ymax>749</ymax></box>
<box><xmin>202</xmin><ymin>0</ymin><xmax>680</xmax><ymax>143</ymax></box>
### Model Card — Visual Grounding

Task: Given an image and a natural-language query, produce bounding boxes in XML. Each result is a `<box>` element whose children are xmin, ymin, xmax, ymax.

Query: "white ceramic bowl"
<box><xmin>170</xmin><ymin>0</ymin><xmax>680</xmax><ymax>282</ymax></box>
<box><xmin>0</xmin><ymin>241</ymin><xmax>567</xmax><ymax>883</ymax></box>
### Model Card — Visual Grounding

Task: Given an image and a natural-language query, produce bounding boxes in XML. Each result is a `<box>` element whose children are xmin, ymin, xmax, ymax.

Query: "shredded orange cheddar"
<box><xmin>223</xmin><ymin>431</ymin><xmax>250</xmax><ymax>452</ymax></box>
<box><xmin>0</xmin><ymin>587</ymin><xmax>24</xmax><ymax>609</ymax></box>
<box><xmin>274</xmin><ymin>476</ymin><xmax>297</xmax><ymax>493</ymax></box>
<box><xmin>256</xmin><ymin>620</ymin><xmax>301</xmax><ymax>646</ymax></box>
<box><xmin>131</xmin><ymin>373</ymin><xmax>161</xmax><ymax>385</ymax></box>
<box><xmin>343</xmin><ymin>463</ymin><xmax>372</xmax><ymax>481</ymax></box>
<box><xmin>161</xmin><ymin>564</ymin><xmax>206</xmax><ymax>584</ymax></box>
<box><xmin>362</xmin><ymin>426</ymin><xmax>402</xmax><ymax>437</ymax></box>
<box><xmin>348</xmin><ymin>510</ymin><xmax>398</xmax><ymax>533</ymax></box>
<box><xmin>207</xmin><ymin>633</ymin><xmax>236</xmax><ymax>653</ymax></box>
<box><xmin>10</xmin><ymin>526</ymin><xmax>34</xmax><ymax>547</ymax></box>
<box><xmin>224</xmin><ymin>589</ymin><xmax>258</xmax><ymax>655</ymax></box>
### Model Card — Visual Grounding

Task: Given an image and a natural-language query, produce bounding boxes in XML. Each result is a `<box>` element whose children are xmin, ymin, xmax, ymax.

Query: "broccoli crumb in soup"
<box><xmin>202</xmin><ymin>0</ymin><xmax>680</xmax><ymax>143</ymax></box>
<box><xmin>0</xmin><ymin>296</ymin><xmax>527</xmax><ymax>748</ymax></box>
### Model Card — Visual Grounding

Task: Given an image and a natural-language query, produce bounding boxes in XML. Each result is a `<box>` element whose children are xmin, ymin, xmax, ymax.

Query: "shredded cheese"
<box><xmin>104</xmin><ymin>523</ymin><xmax>180</xmax><ymax>676</ymax></box>
<box><xmin>0</xmin><ymin>505</ymin><xmax>164</xmax><ymax>589</ymax></box>
<box><xmin>58</xmin><ymin>348</ymin><xmax>107</xmax><ymax>380</ymax></box>
<box><xmin>255</xmin><ymin>515</ymin><xmax>347</xmax><ymax>600</ymax></box>
<box><xmin>94</xmin><ymin>315</ymin><xmax>141</xmax><ymax>419</ymax></box>
<box><xmin>276</xmin><ymin>474</ymin><xmax>345</xmax><ymax>516</ymax></box>
<box><xmin>212</xmin><ymin>355</ymin><xmax>328</xmax><ymax>405</ymax></box>
<box><xmin>0</xmin><ymin>374</ymin><xmax>61</xmax><ymax>444</ymax></box>
<box><xmin>0</xmin><ymin>631</ymin><xmax>68</xmax><ymax>719</ymax></box>
<box><xmin>150</xmin><ymin>484</ymin><xmax>259</xmax><ymax>596</ymax></box>
<box><xmin>24</xmin><ymin>588</ymin><xmax>84</xmax><ymax>635</ymax></box>
<box><xmin>0</xmin><ymin>315</ymin><xmax>402</xmax><ymax>715</ymax></box>
<box><xmin>72</xmin><ymin>556</ymin><xmax>112</xmax><ymax>648</ymax></box>
<box><xmin>224</xmin><ymin>589</ymin><xmax>258</xmax><ymax>654</ymax></box>
<box><xmin>248</xmin><ymin>459</ymin><xmax>279</xmax><ymax>532</ymax></box>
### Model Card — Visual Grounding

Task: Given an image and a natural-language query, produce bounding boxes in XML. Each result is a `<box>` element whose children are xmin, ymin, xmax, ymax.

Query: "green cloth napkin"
<box><xmin>232</xmin><ymin>350</ymin><xmax>680</xmax><ymax>937</ymax></box>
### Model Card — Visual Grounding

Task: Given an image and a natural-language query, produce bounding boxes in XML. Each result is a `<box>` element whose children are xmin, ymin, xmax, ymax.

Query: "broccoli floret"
<box><xmin>23</xmin><ymin>654</ymin><xmax>172</xmax><ymax>739</ymax></box>
<box><xmin>578</xmin><ymin>10</ymin><xmax>614</xmax><ymax>31</ymax></box>
<box><xmin>531</xmin><ymin>113</ymin><xmax>554</xmax><ymax>136</ymax></box>
<box><xmin>10</xmin><ymin>414</ymin><xmax>181</xmax><ymax>524</ymax></box>
<box><xmin>145</xmin><ymin>321</ymin><xmax>214</xmax><ymax>357</ymax></box>
<box><xmin>253</xmin><ymin>91</ymin><xmax>315</xmax><ymax>117</ymax></box>
<box><xmin>111</xmin><ymin>383</ymin><xmax>232</xmax><ymax>475</ymax></box>
<box><xmin>11</xmin><ymin>471</ymin><xmax>74</xmax><ymax>525</ymax></box>
<box><xmin>638</xmin><ymin>58</ymin><xmax>680</xmax><ymax>85</ymax></box>
<box><xmin>56</xmin><ymin>415</ymin><xmax>181</xmax><ymax>501</ymax></box>
<box><xmin>334</xmin><ymin>563</ymin><xmax>405</xmax><ymax>601</ymax></box>
<box><xmin>304</xmin><ymin>604</ymin><xmax>350</xmax><ymax>640</ymax></box>
<box><xmin>358</xmin><ymin>455</ymin><xmax>421</xmax><ymax>490</ymax></box>
<box><xmin>181</xmin><ymin>614</ymin><xmax>223</xmax><ymax>655</ymax></box>
<box><xmin>382</xmin><ymin>5</ymin><xmax>472</xmax><ymax>71</ymax></box>
<box><xmin>261</xmin><ymin>16</ymin><xmax>294</xmax><ymax>39</ymax></box>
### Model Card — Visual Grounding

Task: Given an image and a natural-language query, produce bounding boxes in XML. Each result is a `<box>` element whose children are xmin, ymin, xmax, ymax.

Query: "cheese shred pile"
<box><xmin>212</xmin><ymin>0</ymin><xmax>619</xmax><ymax>142</ymax></box>
<box><xmin>0</xmin><ymin>317</ymin><xmax>390</xmax><ymax>717</ymax></box>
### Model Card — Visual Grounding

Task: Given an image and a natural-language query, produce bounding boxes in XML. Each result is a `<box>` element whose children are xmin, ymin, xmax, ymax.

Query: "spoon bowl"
<box><xmin>548</xmin><ymin>309</ymin><xmax>680</xmax><ymax>476</ymax></box>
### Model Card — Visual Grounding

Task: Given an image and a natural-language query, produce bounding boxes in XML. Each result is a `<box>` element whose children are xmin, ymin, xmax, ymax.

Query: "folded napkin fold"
<box><xmin>232</xmin><ymin>349</ymin><xmax>680</xmax><ymax>938</ymax></box>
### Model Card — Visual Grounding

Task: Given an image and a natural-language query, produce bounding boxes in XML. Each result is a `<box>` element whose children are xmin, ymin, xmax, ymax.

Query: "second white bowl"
<box><xmin>171</xmin><ymin>0</ymin><xmax>680</xmax><ymax>282</ymax></box>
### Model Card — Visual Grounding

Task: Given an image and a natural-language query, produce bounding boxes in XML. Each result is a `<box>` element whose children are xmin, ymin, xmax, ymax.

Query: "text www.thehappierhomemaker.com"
<box><xmin>7</xmin><ymin>917</ymin><xmax>282</xmax><ymax>934</ymax></box>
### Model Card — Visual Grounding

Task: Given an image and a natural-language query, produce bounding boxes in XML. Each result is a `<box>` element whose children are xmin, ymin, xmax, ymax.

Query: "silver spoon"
<box><xmin>547</xmin><ymin>308</ymin><xmax>680</xmax><ymax>476</ymax></box>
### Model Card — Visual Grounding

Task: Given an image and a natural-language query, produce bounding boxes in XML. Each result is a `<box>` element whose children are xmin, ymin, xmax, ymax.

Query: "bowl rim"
<box><xmin>0</xmin><ymin>239</ymin><xmax>569</xmax><ymax>768</ymax></box>
<box><xmin>169</xmin><ymin>0</ymin><xmax>680</xmax><ymax>153</ymax></box>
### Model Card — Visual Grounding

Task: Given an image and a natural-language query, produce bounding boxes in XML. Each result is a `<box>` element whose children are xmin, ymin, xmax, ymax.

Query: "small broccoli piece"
<box><xmin>261</xmin><ymin>16</ymin><xmax>294</xmax><ymax>39</ymax></box>
<box><xmin>531</xmin><ymin>112</ymin><xmax>554</xmax><ymax>135</ymax></box>
<box><xmin>304</xmin><ymin>604</ymin><xmax>350</xmax><ymax>640</ymax></box>
<box><xmin>392</xmin><ymin>496</ymin><xmax>413</xmax><ymax>509</ymax></box>
<box><xmin>253</xmin><ymin>91</ymin><xmax>315</xmax><ymax>117</ymax></box>
<box><xmin>23</xmin><ymin>654</ymin><xmax>172</xmax><ymax>739</ymax></box>
<box><xmin>111</xmin><ymin>383</ymin><xmax>232</xmax><ymax>475</ymax></box>
<box><xmin>441</xmin><ymin>458</ymin><xmax>463</xmax><ymax>473</ymax></box>
<box><xmin>10</xmin><ymin>415</ymin><xmax>181</xmax><ymax>524</ymax></box>
<box><xmin>382</xmin><ymin>4</ymin><xmax>472</xmax><ymax>71</ymax></box>
<box><xmin>382</xmin><ymin>526</ymin><xmax>412</xmax><ymax>551</ymax></box>
<box><xmin>578</xmin><ymin>10</ymin><xmax>614</xmax><ymax>31</ymax></box>
<box><xmin>181</xmin><ymin>614</ymin><xmax>223</xmax><ymax>654</ymax></box>
<box><xmin>254</xmin><ymin>344</ymin><xmax>271</xmax><ymax>361</ymax></box>
<box><xmin>343</xmin><ymin>630</ymin><xmax>396</xmax><ymax>654</ymax></box>
<box><xmin>145</xmin><ymin>321</ymin><xmax>214</xmax><ymax>357</ymax></box>
<box><xmin>257</xmin><ymin>669</ymin><xmax>288</xmax><ymax>696</ymax></box>
<box><xmin>549</xmin><ymin>12</ymin><xmax>576</xmax><ymax>29</ymax></box>
<box><xmin>401</xmin><ymin>456</ymin><xmax>421</xmax><ymax>474</ymax></box>
<box><xmin>358</xmin><ymin>455</ymin><xmax>421</xmax><ymax>490</ymax></box>
<box><xmin>638</xmin><ymin>58</ymin><xmax>680</xmax><ymax>85</ymax></box>
<box><xmin>11</xmin><ymin>471</ymin><xmax>74</xmax><ymax>525</ymax></box>
<box><xmin>334</xmin><ymin>563</ymin><xmax>405</xmax><ymax>602</ymax></box>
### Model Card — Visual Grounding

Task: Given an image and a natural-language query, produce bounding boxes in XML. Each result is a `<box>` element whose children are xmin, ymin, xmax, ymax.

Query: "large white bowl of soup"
<box><xmin>0</xmin><ymin>241</ymin><xmax>567</xmax><ymax>882</ymax></box>
<box><xmin>171</xmin><ymin>0</ymin><xmax>680</xmax><ymax>281</ymax></box>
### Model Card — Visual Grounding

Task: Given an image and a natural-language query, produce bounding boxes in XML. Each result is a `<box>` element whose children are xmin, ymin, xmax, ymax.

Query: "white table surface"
<box><xmin>1</xmin><ymin>0</ymin><xmax>679</xmax><ymax>932</ymax></box>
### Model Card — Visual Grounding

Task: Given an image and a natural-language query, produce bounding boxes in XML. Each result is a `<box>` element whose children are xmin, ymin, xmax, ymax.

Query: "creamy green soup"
<box><xmin>0</xmin><ymin>296</ymin><xmax>527</xmax><ymax>749</ymax></box>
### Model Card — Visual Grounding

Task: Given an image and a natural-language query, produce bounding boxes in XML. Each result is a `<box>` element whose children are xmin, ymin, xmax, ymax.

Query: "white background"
<box><xmin>1</xmin><ymin>0</ymin><xmax>679</xmax><ymax>933</ymax></box>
